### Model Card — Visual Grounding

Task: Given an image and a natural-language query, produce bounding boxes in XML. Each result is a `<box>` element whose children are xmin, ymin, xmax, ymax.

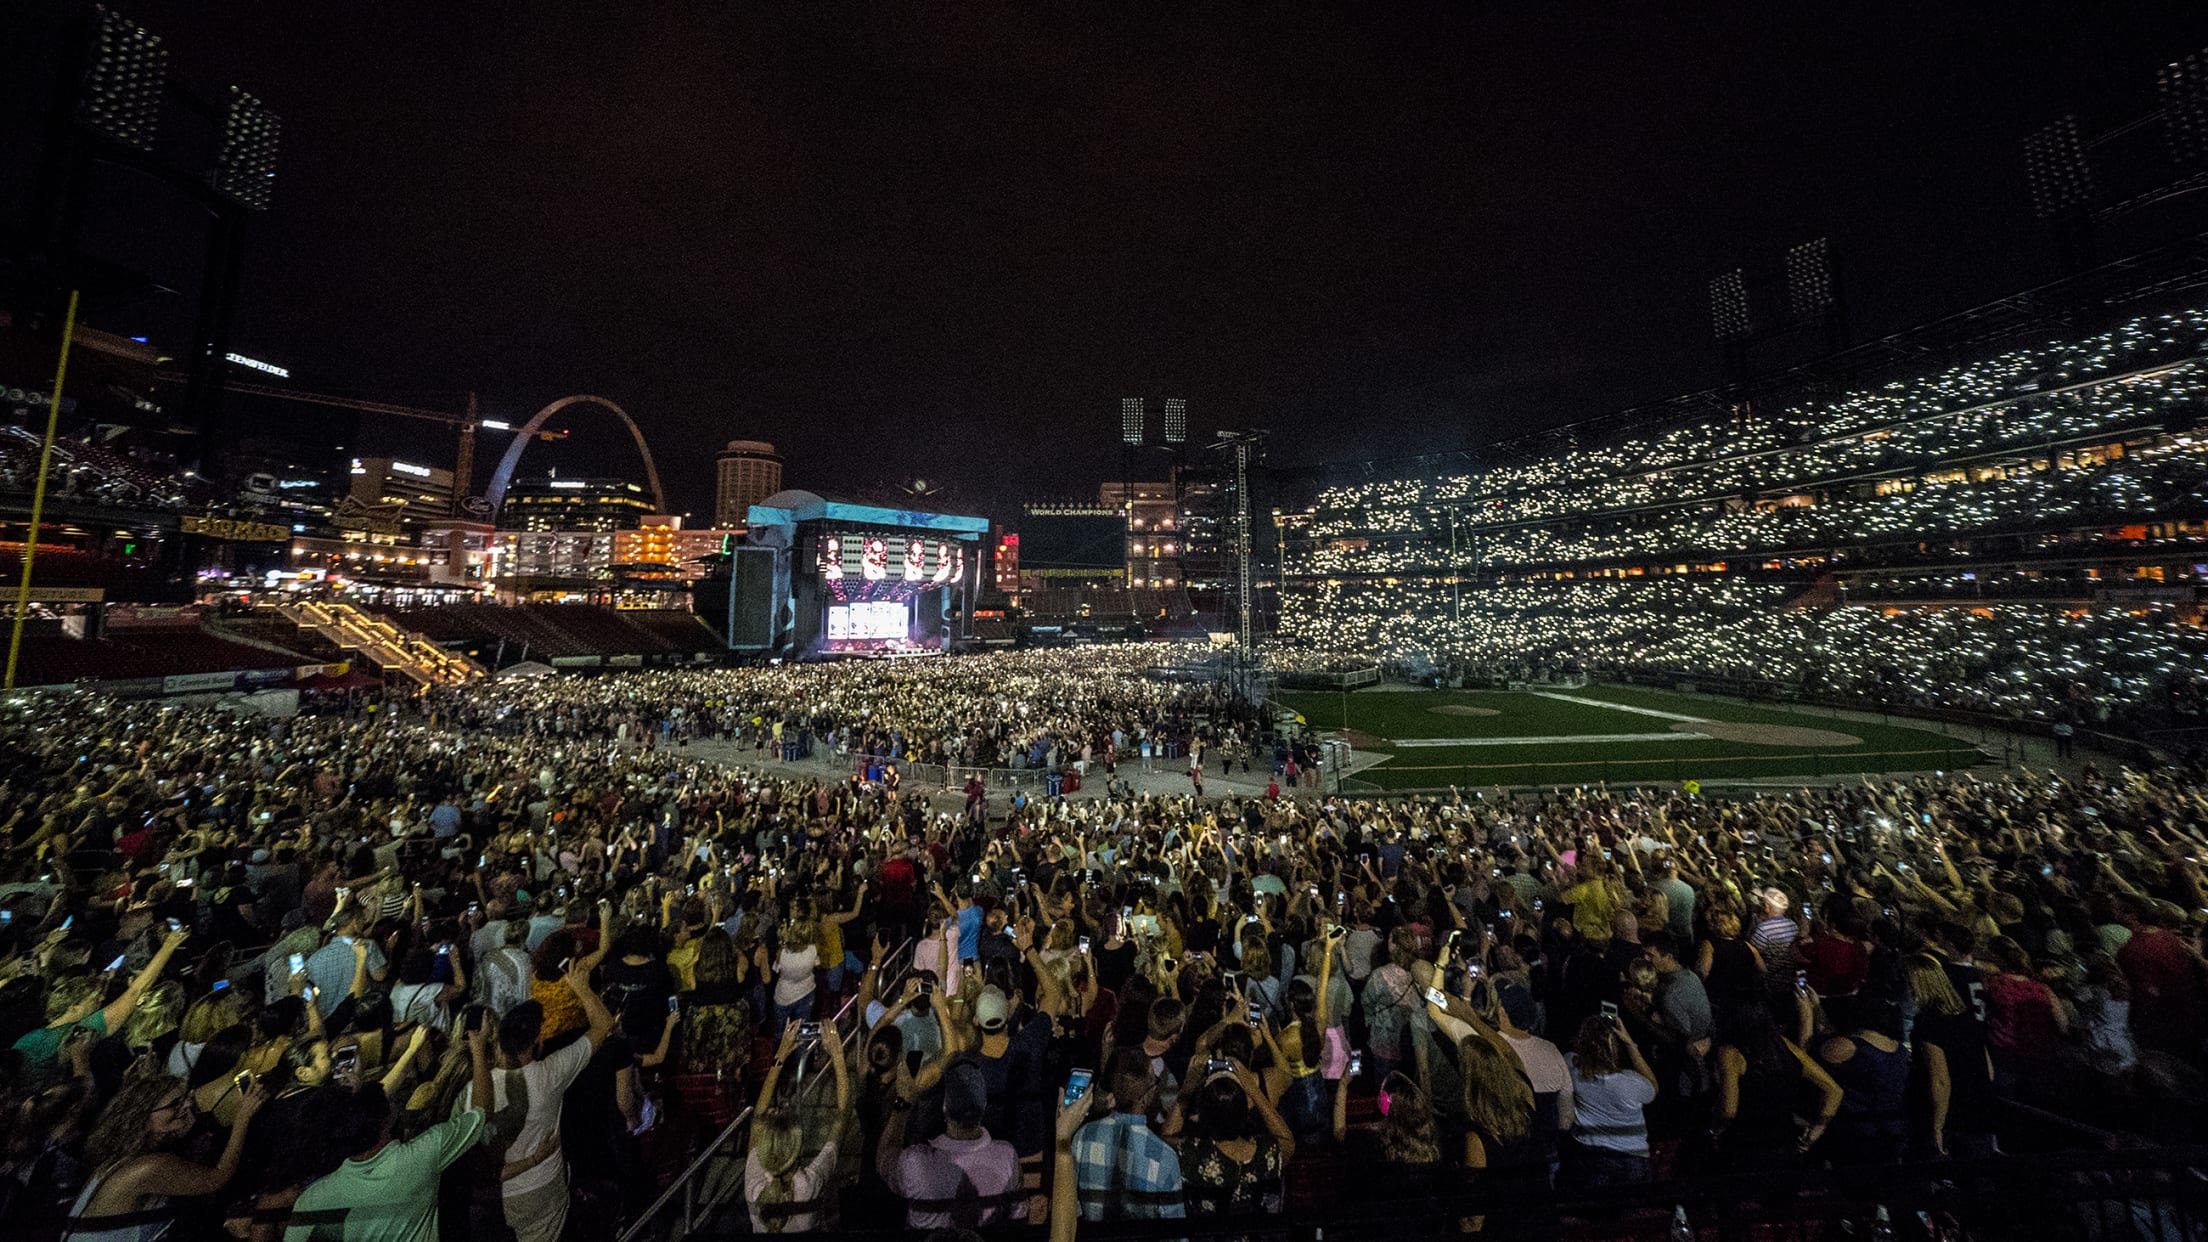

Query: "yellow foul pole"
<box><xmin>5</xmin><ymin>289</ymin><xmax>82</xmax><ymax>691</ymax></box>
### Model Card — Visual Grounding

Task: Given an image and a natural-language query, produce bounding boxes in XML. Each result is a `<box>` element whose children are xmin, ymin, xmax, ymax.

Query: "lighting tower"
<box><xmin>1208</xmin><ymin>429</ymin><xmax>1268</xmax><ymax>650</ymax></box>
<box><xmin>1785</xmin><ymin>237</ymin><xmax>1846</xmax><ymax>354</ymax></box>
<box><xmin>77</xmin><ymin>5</ymin><xmax>166</xmax><ymax>151</ymax></box>
<box><xmin>2164</xmin><ymin>50</ymin><xmax>2208</xmax><ymax>172</ymax></box>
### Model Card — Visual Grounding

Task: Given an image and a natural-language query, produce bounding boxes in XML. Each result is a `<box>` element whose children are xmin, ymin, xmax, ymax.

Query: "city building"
<box><xmin>503</xmin><ymin>476</ymin><xmax>654</xmax><ymax>532</ymax></box>
<box><xmin>1100</xmin><ymin>479</ymin><xmax>1179</xmax><ymax>588</ymax></box>
<box><xmin>420</xmin><ymin>520</ymin><xmax>495</xmax><ymax>590</ymax></box>
<box><xmin>714</xmin><ymin>440</ymin><xmax>783</xmax><ymax>529</ymax></box>
<box><xmin>488</xmin><ymin>529</ymin><xmax>618</xmax><ymax>586</ymax></box>
<box><xmin>993</xmin><ymin>530</ymin><xmax>1021</xmax><ymax>595</ymax></box>
<box><xmin>349</xmin><ymin>457</ymin><xmax>455</xmax><ymax>535</ymax></box>
<box><xmin>615</xmin><ymin>514</ymin><xmax>743</xmax><ymax>584</ymax></box>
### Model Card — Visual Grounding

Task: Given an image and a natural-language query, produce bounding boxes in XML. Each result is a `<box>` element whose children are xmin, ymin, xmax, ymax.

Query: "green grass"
<box><xmin>1277</xmin><ymin>684</ymin><xmax>1985</xmax><ymax>791</ymax></box>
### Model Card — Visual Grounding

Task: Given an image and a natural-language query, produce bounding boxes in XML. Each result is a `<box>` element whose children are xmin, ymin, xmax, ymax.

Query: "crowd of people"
<box><xmin>3</xmin><ymin>645</ymin><xmax>2208</xmax><ymax>1241</ymax></box>
<box><xmin>1280</xmin><ymin>304</ymin><xmax>2208</xmax><ymax>736</ymax></box>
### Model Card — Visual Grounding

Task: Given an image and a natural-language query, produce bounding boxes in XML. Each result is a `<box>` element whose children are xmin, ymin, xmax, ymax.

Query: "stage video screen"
<box><xmin>814</xmin><ymin>534</ymin><xmax>965</xmax><ymax>588</ymax></box>
<box><xmin>827</xmin><ymin>600</ymin><xmax>909</xmax><ymax>641</ymax></box>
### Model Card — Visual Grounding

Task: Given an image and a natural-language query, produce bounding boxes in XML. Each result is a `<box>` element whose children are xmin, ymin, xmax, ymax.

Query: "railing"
<box><xmin>720</xmin><ymin>1142</ymin><xmax>2208</xmax><ymax>1242</ymax></box>
<box><xmin>615</xmin><ymin>938</ymin><xmax>914</xmax><ymax>1242</ymax></box>
<box><xmin>1343</xmin><ymin>743</ymin><xmax>1992</xmax><ymax>793</ymax></box>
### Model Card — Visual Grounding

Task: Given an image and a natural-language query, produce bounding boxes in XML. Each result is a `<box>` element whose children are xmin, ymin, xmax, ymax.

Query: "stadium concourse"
<box><xmin>1</xmin><ymin>643</ymin><xmax>2204</xmax><ymax>1242</ymax></box>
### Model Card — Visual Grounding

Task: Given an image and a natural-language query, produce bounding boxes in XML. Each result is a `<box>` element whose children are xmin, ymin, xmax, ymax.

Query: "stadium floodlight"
<box><xmin>2163</xmin><ymin>50</ymin><xmax>2208</xmax><ymax>172</ymax></box>
<box><xmin>1708</xmin><ymin>269</ymin><xmax>1751</xmax><ymax>342</ymax></box>
<box><xmin>1163</xmin><ymin>397</ymin><xmax>1187</xmax><ymax>445</ymax></box>
<box><xmin>217</xmin><ymin>87</ymin><xmax>281</xmax><ymax>210</ymax></box>
<box><xmin>2022</xmin><ymin>115</ymin><xmax>2096</xmax><ymax>219</ymax></box>
<box><xmin>78</xmin><ymin>6</ymin><xmax>167</xmax><ymax>151</ymax></box>
<box><xmin>1121</xmin><ymin>397</ymin><xmax>1145</xmax><ymax>446</ymax></box>
<box><xmin>1786</xmin><ymin>237</ymin><xmax>1835</xmax><ymax>324</ymax></box>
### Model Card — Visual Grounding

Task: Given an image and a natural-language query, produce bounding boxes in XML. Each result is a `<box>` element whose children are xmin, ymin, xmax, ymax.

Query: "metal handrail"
<box><xmin>615</xmin><ymin>937</ymin><xmax>914</xmax><ymax>1242</ymax></box>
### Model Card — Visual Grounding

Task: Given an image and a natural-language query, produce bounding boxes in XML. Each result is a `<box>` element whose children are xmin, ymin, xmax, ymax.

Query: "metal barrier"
<box><xmin>615</xmin><ymin>938</ymin><xmax>914</xmax><ymax>1242</ymax></box>
<box><xmin>1344</xmin><ymin>744</ymin><xmax>1991</xmax><ymax>793</ymax></box>
<box><xmin>726</xmin><ymin>1142</ymin><xmax>2208</xmax><ymax>1242</ymax></box>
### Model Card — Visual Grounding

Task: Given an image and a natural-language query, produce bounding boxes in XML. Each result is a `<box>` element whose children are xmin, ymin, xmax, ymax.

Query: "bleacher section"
<box><xmin>0</xmin><ymin>425</ymin><xmax>215</xmax><ymax>510</ymax></box>
<box><xmin>372</xmin><ymin>604</ymin><xmax>721</xmax><ymax>663</ymax></box>
<box><xmin>7</xmin><ymin>630</ymin><xmax>305</xmax><ymax>689</ymax></box>
<box><xmin>1021</xmin><ymin>588</ymin><xmax>1197</xmax><ymax>619</ymax></box>
<box><xmin>1280</xmin><ymin>304</ymin><xmax>2208</xmax><ymax>731</ymax></box>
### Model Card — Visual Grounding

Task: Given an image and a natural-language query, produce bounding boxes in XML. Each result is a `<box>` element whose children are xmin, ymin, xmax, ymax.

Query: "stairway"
<box><xmin>268</xmin><ymin>602</ymin><xmax>484</xmax><ymax>686</ymax></box>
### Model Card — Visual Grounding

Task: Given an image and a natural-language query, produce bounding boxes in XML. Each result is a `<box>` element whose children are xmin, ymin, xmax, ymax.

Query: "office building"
<box><xmin>714</xmin><ymin>440</ymin><xmax>783</xmax><ymax>528</ymax></box>
<box><xmin>1100</xmin><ymin>480</ymin><xmax>1179</xmax><ymax>588</ymax></box>
<box><xmin>349</xmin><ymin>457</ymin><xmax>455</xmax><ymax>535</ymax></box>
<box><xmin>503</xmin><ymin>476</ymin><xmax>654</xmax><ymax>532</ymax></box>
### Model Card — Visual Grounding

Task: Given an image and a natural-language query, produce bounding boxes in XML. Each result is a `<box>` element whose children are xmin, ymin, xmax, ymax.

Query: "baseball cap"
<box><xmin>975</xmin><ymin>985</ymin><xmax>1009</xmax><ymax>1031</ymax></box>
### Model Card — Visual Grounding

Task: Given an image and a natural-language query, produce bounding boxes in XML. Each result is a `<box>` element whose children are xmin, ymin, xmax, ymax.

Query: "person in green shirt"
<box><xmin>13</xmin><ymin>926</ymin><xmax>190</xmax><ymax>1092</ymax></box>
<box><xmin>284</xmin><ymin>1019</ymin><xmax>494</xmax><ymax>1242</ymax></box>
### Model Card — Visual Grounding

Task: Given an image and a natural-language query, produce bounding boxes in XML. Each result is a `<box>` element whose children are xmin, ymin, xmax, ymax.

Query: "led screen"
<box><xmin>827</xmin><ymin>600</ymin><xmax>909</xmax><ymax>641</ymax></box>
<box><xmin>816</xmin><ymin>534</ymin><xmax>964</xmax><ymax>585</ymax></box>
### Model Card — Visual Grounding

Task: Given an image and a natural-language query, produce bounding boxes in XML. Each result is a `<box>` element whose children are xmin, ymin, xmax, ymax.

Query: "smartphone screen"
<box><xmin>1348</xmin><ymin>1050</ymin><xmax>1364</xmax><ymax>1076</ymax></box>
<box><xmin>288</xmin><ymin>953</ymin><xmax>306</xmax><ymax>975</ymax></box>
<box><xmin>166</xmin><ymin>918</ymin><xmax>182</xmax><ymax>932</ymax></box>
<box><xmin>1600</xmin><ymin>1000</ymin><xmax>1620</xmax><ymax>1023</ymax></box>
<box><xmin>1425</xmin><ymin>986</ymin><xmax>1449</xmax><ymax>1007</ymax></box>
<box><xmin>667</xmin><ymin>995</ymin><xmax>681</xmax><ymax>1014</ymax></box>
<box><xmin>1062</xmin><ymin>1068</ymin><xmax>1094</xmax><ymax>1107</ymax></box>
<box><xmin>106</xmin><ymin>954</ymin><xmax>127</xmax><ymax>972</ymax></box>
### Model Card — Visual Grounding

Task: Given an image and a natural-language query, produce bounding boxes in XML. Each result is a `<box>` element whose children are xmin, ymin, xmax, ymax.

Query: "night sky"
<box><xmin>101</xmin><ymin>2</ymin><xmax>2208</xmax><ymax>517</ymax></box>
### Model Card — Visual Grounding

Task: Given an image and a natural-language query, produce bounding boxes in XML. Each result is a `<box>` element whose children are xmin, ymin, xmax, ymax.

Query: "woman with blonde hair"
<box><xmin>169</xmin><ymin>989</ymin><xmax>246</xmax><ymax>1078</ymax></box>
<box><xmin>68</xmin><ymin>1064</ymin><xmax>268</xmax><ymax>1240</ymax></box>
<box><xmin>1904</xmin><ymin>953</ymin><xmax>1997</xmax><ymax>1159</ymax></box>
<box><xmin>745</xmin><ymin>1017</ymin><xmax>850</xmax><ymax>1232</ymax></box>
<box><xmin>771</xmin><ymin>907</ymin><xmax>823</xmax><ymax>1035</ymax></box>
<box><xmin>119</xmin><ymin>981</ymin><xmax>185</xmax><ymax>1055</ymax></box>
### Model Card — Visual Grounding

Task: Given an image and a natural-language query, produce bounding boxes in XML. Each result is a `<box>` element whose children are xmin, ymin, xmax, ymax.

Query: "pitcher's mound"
<box><xmin>1672</xmin><ymin>721</ymin><xmax>1862</xmax><ymax>747</ymax></box>
<box><xmin>1431</xmin><ymin>705</ymin><xmax>1501</xmax><ymax>717</ymax></box>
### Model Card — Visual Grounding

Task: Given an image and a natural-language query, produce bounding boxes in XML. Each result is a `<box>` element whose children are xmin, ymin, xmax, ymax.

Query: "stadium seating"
<box><xmin>7</xmin><ymin>630</ymin><xmax>304</xmax><ymax>688</ymax></box>
<box><xmin>371</xmin><ymin>603</ymin><xmax>721</xmax><ymax>661</ymax></box>
<box><xmin>1280</xmin><ymin>304</ymin><xmax>2208</xmax><ymax>734</ymax></box>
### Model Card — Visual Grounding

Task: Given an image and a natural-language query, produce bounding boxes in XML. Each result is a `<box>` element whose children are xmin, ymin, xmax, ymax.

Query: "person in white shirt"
<box><xmin>459</xmin><ymin>963</ymin><xmax>615</xmax><ymax>1242</ymax></box>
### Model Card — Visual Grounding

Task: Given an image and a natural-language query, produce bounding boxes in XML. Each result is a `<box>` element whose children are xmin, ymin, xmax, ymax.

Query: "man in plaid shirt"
<box><xmin>1070</xmin><ymin>1053</ymin><xmax>1186</xmax><ymax>1221</ymax></box>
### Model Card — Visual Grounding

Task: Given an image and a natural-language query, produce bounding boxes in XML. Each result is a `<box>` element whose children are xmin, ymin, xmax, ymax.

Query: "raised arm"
<box><xmin>100</xmin><ymin>926</ymin><xmax>189</xmax><ymax>1031</ymax></box>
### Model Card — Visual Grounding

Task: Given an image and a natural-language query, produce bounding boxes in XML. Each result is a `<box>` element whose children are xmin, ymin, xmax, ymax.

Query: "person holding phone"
<box><xmin>1563</xmin><ymin>1011</ymin><xmax>1659</xmax><ymax>1190</ymax></box>
<box><xmin>745</xmin><ymin>1017</ymin><xmax>850</xmax><ymax>1232</ymax></box>
<box><xmin>14</xmin><ymin>926</ymin><xmax>190</xmax><ymax>1092</ymax></box>
<box><xmin>1159</xmin><ymin>1049</ymin><xmax>1294</xmax><ymax>1220</ymax></box>
<box><xmin>460</xmin><ymin>959</ymin><xmax>617</xmax><ymax>1242</ymax></box>
<box><xmin>66</xmin><ymin>1068</ymin><xmax>271</xmax><ymax>1238</ymax></box>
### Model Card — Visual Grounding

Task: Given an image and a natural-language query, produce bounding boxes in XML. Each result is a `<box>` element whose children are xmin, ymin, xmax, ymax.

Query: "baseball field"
<box><xmin>1276</xmin><ymin>682</ymin><xmax>1987</xmax><ymax>791</ymax></box>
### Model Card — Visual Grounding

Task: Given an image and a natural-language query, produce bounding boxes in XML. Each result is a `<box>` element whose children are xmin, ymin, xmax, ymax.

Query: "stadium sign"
<box><xmin>181</xmin><ymin>515</ymin><xmax>291</xmax><ymax>542</ymax></box>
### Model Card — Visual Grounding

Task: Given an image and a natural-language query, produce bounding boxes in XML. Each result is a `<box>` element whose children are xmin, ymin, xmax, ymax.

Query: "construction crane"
<box><xmin>160</xmin><ymin>377</ymin><xmax>565</xmax><ymax>516</ymax></box>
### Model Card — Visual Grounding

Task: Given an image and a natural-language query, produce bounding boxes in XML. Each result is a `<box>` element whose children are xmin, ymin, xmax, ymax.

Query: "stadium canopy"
<box><xmin>746</xmin><ymin>489</ymin><xmax>990</xmax><ymax>539</ymax></box>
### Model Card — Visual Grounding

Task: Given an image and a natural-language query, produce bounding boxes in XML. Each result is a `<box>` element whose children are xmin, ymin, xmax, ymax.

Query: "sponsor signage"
<box><xmin>182</xmin><ymin>515</ymin><xmax>291</xmax><ymax>542</ymax></box>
